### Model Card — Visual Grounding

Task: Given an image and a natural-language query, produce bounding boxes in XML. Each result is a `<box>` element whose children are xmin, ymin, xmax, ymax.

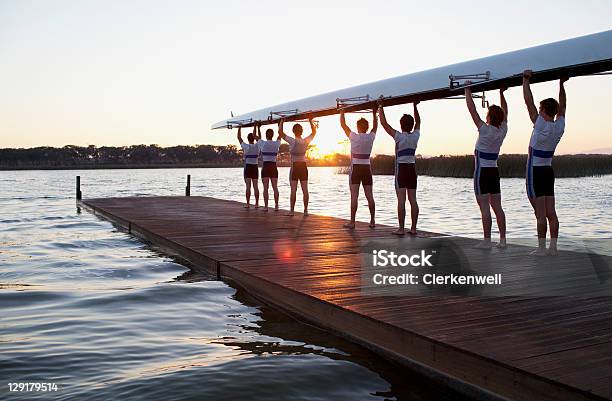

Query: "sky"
<box><xmin>1</xmin><ymin>0</ymin><xmax>611</xmax><ymax>156</ymax></box>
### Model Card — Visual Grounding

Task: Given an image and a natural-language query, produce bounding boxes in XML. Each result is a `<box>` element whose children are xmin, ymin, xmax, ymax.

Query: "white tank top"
<box><xmin>528</xmin><ymin>116</ymin><xmax>565</xmax><ymax>166</ymax></box>
<box><xmin>241</xmin><ymin>143</ymin><xmax>259</xmax><ymax>165</ymax></box>
<box><xmin>257</xmin><ymin>139</ymin><xmax>281</xmax><ymax>163</ymax></box>
<box><xmin>285</xmin><ymin>136</ymin><xmax>313</xmax><ymax>163</ymax></box>
<box><xmin>475</xmin><ymin>122</ymin><xmax>508</xmax><ymax>168</ymax></box>
<box><xmin>394</xmin><ymin>130</ymin><xmax>420</xmax><ymax>164</ymax></box>
<box><xmin>350</xmin><ymin>131</ymin><xmax>376</xmax><ymax>165</ymax></box>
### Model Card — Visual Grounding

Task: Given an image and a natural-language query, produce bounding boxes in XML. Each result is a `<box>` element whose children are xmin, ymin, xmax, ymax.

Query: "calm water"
<box><xmin>1</xmin><ymin>168</ymin><xmax>610</xmax><ymax>401</ymax></box>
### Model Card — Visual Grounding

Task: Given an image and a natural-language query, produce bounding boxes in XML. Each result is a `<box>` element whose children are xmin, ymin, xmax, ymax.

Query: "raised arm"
<box><xmin>255</xmin><ymin>123</ymin><xmax>262</xmax><ymax>141</ymax></box>
<box><xmin>339</xmin><ymin>109</ymin><xmax>351</xmax><ymax>137</ymax></box>
<box><xmin>522</xmin><ymin>70</ymin><xmax>538</xmax><ymax>123</ymax></box>
<box><xmin>278</xmin><ymin>119</ymin><xmax>287</xmax><ymax>140</ymax></box>
<box><xmin>237</xmin><ymin>127</ymin><xmax>244</xmax><ymax>144</ymax></box>
<box><xmin>370</xmin><ymin>109</ymin><xmax>378</xmax><ymax>133</ymax></box>
<box><xmin>307</xmin><ymin>117</ymin><xmax>318</xmax><ymax>140</ymax></box>
<box><xmin>413</xmin><ymin>101</ymin><xmax>421</xmax><ymax>131</ymax></box>
<box><xmin>464</xmin><ymin>82</ymin><xmax>484</xmax><ymax>129</ymax></box>
<box><xmin>252</xmin><ymin>125</ymin><xmax>259</xmax><ymax>141</ymax></box>
<box><xmin>558</xmin><ymin>76</ymin><xmax>568</xmax><ymax>118</ymax></box>
<box><xmin>378</xmin><ymin>104</ymin><xmax>396</xmax><ymax>137</ymax></box>
<box><xmin>500</xmin><ymin>87</ymin><xmax>508</xmax><ymax>123</ymax></box>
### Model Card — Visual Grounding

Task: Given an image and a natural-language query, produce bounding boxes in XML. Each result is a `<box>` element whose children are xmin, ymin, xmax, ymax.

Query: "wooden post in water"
<box><xmin>76</xmin><ymin>176</ymin><xmax>82</xmax><ymax>200</ymax></box>
<box><xmin>185</xmin><ymin>174</ymin><xmax>191</xmax><ymax>197</ymax></box>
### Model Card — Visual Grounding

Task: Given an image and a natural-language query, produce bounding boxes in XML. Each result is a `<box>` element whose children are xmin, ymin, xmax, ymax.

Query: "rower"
<box><xmin>256</xmin><ymin>122</ymin><xmax>281</xmax><ymax>211</ymax></box>
<box><xmin>523</xmin><ymin>70</ymin><xmax>568</xmax><ymax>256</ymax></box>
<box><xmin>378</xmin><ymin>100</ymin><xmax>421</xmax><ymax>236</ymax></box>
<box><xmin>465</xmin><ymin>82</ymin><xmax>509</xmax><ymax>249</ymax></box>
<box><xmin>340</xmin><ymin>108</ymin><xmax>378</xmax><ymax>229</ymax></box>
<box><xmin>278</xmin><ymin>117</ymin><xmax>317</xmax><ymax>216</ymax></box>
<box><xmin>237</xmin><ymin>126</ymin><xmax>260</xmax><ymax>209</ymax></box>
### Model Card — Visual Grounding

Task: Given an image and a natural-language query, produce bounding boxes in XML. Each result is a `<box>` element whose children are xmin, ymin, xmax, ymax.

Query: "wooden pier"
<box><xmin>79</xmin><ymin>195</ymin><xmax>612</xmax><ymax>401</ymax></box>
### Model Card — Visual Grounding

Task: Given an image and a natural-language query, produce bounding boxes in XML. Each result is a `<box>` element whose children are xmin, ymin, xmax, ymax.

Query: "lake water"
<box><xmin>1</xmin><ymin>167</ymin><xmax>610</xmax><ymax>401</ymax></box>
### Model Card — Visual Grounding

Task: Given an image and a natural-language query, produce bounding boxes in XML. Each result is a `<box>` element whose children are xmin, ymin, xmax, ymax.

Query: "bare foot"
<box><xmin>244</xmin><ymin>204</ymin><xmax>250</xmax><ymax>209</ymax></box>
<box><xmin>263</xmin><ymin>207</ymin><xmax>269</xmax><ymax>212</ymax></box>
<box><xmin>530</xmin><ymin>248</ymin><xmax>548</xmax><ymax>257</ymax></box>
<box><xmin>254</xmin><ymin>204</ymin><xmax>259</xmax><ymax>209</ymax></box>
<box><xmin>474</xmin><ymin>240</ymin><xmax>493</xmax><ymax>249</ymax></box>
<box><xmin>343</xmin><ymin>222</ymin><xmax>355</xmax><ymax>229</ymax></box>
<box><xmin>286</xmin><ymin>211</ymin><xmax>294</xmax><ymax>217</ymax></box>
<box><xmin>496</xmin><ymin>239</ymin><xmax>507</xmax><ymax>249</ymax></box>
<box><xmin>274</xmin><ymin>206</ymin><xmax>279</xmax><ymax>212</ymax></box>
<box><xmin>392</xmin><ymin>229</ymin><xmax>405</xmax><ymax>236</ymax></box>
<box><xmin>547</xmin><ymin>247</ymin><xmax>559</xmax><ymax>256</ymax></box>
<box><xmin>304</xmin><ymin>210</ymin><xmax>309</xmax><ymax>216</ymax></box>
<box><xmin>409</xmin><ymin>229</ymin><xmax>417</xmax><ymax>236</ymax></box>
<box><xmin>369</xmin><ymin>220</ymin><xmax>376</xmax><ymax>228</ymax></box>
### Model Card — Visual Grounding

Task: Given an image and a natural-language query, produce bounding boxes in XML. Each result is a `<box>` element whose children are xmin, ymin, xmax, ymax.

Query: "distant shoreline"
<box><xmin>0</xmin><ymin>163</ymin><xmax>242</xmax><ymax>171</ymax></box>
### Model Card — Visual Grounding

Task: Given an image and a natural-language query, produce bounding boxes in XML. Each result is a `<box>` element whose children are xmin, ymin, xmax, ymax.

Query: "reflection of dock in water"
<box><xmin>80</xmin><ymin>195</ymin><xmax>612</xmax><ymax>401</ymax></box>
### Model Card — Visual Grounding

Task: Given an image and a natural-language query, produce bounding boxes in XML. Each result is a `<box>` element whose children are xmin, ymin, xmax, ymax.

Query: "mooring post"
<box><xmin>76</xmin><ymin>176</ymin><xmax>82</xmax><ymax>200</ymax></box>
<box><xmin>185</xmin><ymin>174</ymin><xmax>191</xmax><ymax>196</ymax></box>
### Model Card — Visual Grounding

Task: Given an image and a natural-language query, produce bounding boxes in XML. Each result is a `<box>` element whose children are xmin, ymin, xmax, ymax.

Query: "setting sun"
<box><xmin>307</xmin><ymin>133</ymin><xmax>349</xmax><ymax>158</ymax></box>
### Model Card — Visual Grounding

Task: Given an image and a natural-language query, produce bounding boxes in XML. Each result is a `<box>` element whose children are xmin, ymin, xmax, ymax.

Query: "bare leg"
<box><xmin>262</xmin><ymin>177</ymin><xmax>270</xmax><ymax>211</ymax></box>
<box><xmin>271</xmin><ymin>178</ymin><xmax>279</xmax><ymax>211</ymax></box>
<box><xmin>475</xmin><ymin>194</ymin><xmax>493</xmax><ymax>249</ymax></box>
<box><xmin>407</xmin><ymin>189</ymin><xmax>419</xmax><ymax>235</ymax></box>
<box><xmin>489</xmin><ymin>193</ymin><xmax>506</xmax><ymax>248</ymax></box>
<box><xmin>300</xmin><ymin>180</ymin><xmax>309</xmax><ymax>215</ymax></box>
<box><xmin>344</xmin><ymin>184</ymin><xmax>359</xmax><ymax>229</ymax></box>
<box><xmin>244</xmin><ymin>177</ymin><xmax>251</xmax><ymax>208</ymax></box>
<box><xmin>393</xmin><ymin>188</ymin><xmax>406</xmax><ymax>235</ymax></box>
<box><xmin>545</xmin><ymin>196</ymin><xmax>559</xmax><ymax>255</ymax></box>
<box><xmin>531</xmin><ymin>196</ymin><xmax>548</xmax><ymax>256</ymax></box>
<box><xmin>288</xmin><ymin>180</ymin><xmax>298</xmax><ymax>216</ymax></box>
<box><xmin>363</xmin><ymin>185</ymin><xmax>375</xmax><ymax>228</ymax></box>
<box><xmin>252</xmin><ymin>179</ymin><xmax>259</xmax><ymax>208</ymax></box>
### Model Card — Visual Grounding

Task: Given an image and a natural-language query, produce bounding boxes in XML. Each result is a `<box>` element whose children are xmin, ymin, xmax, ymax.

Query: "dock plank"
<box><xmin>81</xmin><ymin>196</ymin><xmax>612</xmax><ymax>401</ymax></box>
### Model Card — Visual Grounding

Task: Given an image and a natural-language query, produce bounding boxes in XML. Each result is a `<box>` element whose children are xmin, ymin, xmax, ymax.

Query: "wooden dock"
<box><xmin>79</xmin><ymin>196</ymin><xmax>612</xmax><ymax>401</ymax></box>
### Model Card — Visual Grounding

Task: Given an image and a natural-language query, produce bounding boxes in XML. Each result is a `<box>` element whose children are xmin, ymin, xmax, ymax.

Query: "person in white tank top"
<box><xmin>278</xmin><ymin>117</ymin><xmax>317</xmax><ymax>216</ymax></box>
<box><xmin>237</xmin><ymin>126</ymin><xmax>260</xmax><ymax>209</ymax></box>
<box><xmin>379</xmin><ymin>100</ymin><xmax>421</xmax><ymax>236</ymax></box>
<box><xmin>340</xmin><ymin>108</ymin><xmax>378</xmax><ymax>229</ymax></box>
<box><xmin>255</xmin><ymin>123</ymin><xmax>281</xmax><ymax>211</ymax></box>
<box><xmin>465</xmin><ymin>82</ymin><xmax>509</xmax><ymax>249</ymax></box>
<box><xmin>523</xmin><ymin>69</ymin><xmax>569</xmax><ymax>256</ymax></box>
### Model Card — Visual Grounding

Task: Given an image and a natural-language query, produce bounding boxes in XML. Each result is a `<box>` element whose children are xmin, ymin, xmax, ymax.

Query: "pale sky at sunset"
<box><xmin>1</xmin><ymin>0</ymin><xmax>611</xmax><ymax>156</ymax></box>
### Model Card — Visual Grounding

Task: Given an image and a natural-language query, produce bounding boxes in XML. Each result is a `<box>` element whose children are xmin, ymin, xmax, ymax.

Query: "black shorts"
<box><xmin>261</xmin><ymin>161</ymin><xmax>278</xmax><ymax>178</ymax></box>
<box><xmin>350</xmin><ymin>164</ymin><xmax>373</xmax><ymax>186</ymax></box>
<box><xmin>528</xmin><ymin>166</ymin><xmax>555</xmax><ymax>198</ymax></box>
<box><xmin>395</xmin><ymin>163</ymin><xmax>417</xmax><ymax>189</ymax></box>
<box><xmin>244</xmin><ymin>164</ymin><xmax>259</xmax><ymax>180</ymax></box>
<box><xmin>290</xmin><ymin>161</ymin><xmax>308</xmax><ymax>182</ymax></box>
<box><xmin>474</xmin><ymin>167</ymin><xmax>500</xmax><ymax>195</ymax></box>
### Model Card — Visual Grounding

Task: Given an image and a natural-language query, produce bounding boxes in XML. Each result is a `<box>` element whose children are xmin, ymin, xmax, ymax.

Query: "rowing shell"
<box><xmin>212</xmin><ymin>29</ymin><xmax>612</xmax><ymax>129</ymax></box>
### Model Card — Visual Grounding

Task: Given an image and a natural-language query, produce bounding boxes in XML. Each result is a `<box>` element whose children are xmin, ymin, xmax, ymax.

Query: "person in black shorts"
<box><xmin>340</xmin><ymin>108</ymin><xmax>378</xmax><ymax>229</ymax></box>
<box><xmin>523</xmin><ymin>70</ymin><xmax>568</xmax><ymax>256</ymax></box>
<box><xmin>379</xmin><ymin>100</ymin><xmax>421</xmax><ymax>236</ymax></box>
<box><xmin>255</xmin><ymin>123</ymin><xmax>281</xmax><ymax>211</ymax></box>
<box><xmin>237</xmin><ymin>126</ymin><xmax>260</xmax><ymax>209</ymax></box>
<box><xmin>279</xmin><ymin>117</ymin><xmax>317</xmax><ymax>216</ymax></box>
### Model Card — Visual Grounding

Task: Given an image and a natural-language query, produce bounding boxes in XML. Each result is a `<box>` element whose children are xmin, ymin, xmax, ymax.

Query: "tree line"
<box><xmin>2</xmin><ymin>145</ymin><xmax>610</xmax><ymax>177</ymax></box>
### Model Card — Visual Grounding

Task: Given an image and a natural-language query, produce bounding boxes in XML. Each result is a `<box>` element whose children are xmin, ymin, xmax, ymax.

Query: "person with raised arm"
<box><xmin>278</xmin><ymin>117</ymin><xmax>317</xmax><ymax>216</ymax></box>
<box><xmin>465</xmin><ymin>82</ymin><xmax>509</xmax><ymax>249</ymax></box>
<box><xmin>340</xmin><ymin>108</ymin><xmax>378</xmax><ymax>229</ymax></box>
<box><xmin>523</xmin><ymin>70</ymin><xmax>568</xmax><ymax>256</ymax></box>
<box><xmin>237</xmin><ymin>125</ymin><xmax>260</xmax><ymax>209</ymax></box>
<box><xmin>255</xmin><ymin>122</ymin><xmax>281</xmax><ymax>211</ymax></box>
<box><xmin>378</xmin><ymin>100</ymin><xmax>421</xmax><ymax>236</ymax></box>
